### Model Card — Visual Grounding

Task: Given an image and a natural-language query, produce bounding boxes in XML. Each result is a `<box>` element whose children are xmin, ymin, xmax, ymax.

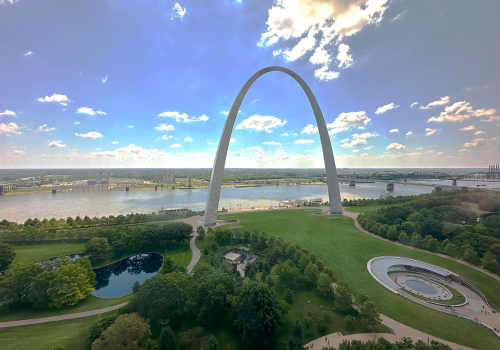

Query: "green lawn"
<box><xmin>464</xmin><ymin>202</ymin><xmax>493</xmax><ymax>215</ymax></box>
<box><xmin>0</xmin><ymin>311</ymin><xmax>118</xmax><ymax>350</ymax></box>
<box><xmin>12</xmin><ymin>241</ymin><xmax>85</xmax><ymax>264</ymax></box>
<box><xmin>345</xmin><ymin>205</ymin><xmax>388</xmax><ymax>213</ymax></box>
<box><xmin>218</xmin><ymin>209</ymin><xmax>500</xmax><ymax>350</ymax></box>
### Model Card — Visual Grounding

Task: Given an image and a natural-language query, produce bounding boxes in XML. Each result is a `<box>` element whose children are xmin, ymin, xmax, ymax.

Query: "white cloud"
<box><xmin>263</xmin><ymin>141</ymin><xmax>281</xmax><ymax>146</ymax></box>
<box><xmin>273</xmin><ymin>49</ymin><xmax>282</xmax><ymax>56</ymax></box>
<box><xmin>337</xmin><ymin>43</ymin><xmax>353</xmax><ymax>68</ymax></box>
<box><xmin>102</xmin><ymin>75</ymin><xmax>109</xmax><ymax>83</ymax></box>
<box><xmin>48</xmin><ymin>140</ymin><xmax>66</xmax><ymax>148</ymax></box>
<box><xmin>126</xmin><ymin>125</ymin><xmax>134</xmax><ymax>128</ymax></box>
<box><xmin>221</xmin><ymin>110</ymin><xmax>229</xmax><ymax>116</ymax></box>
<box><xmin>38</xmin><ymin>124</ymin><xmax>56</xmax><ymax>132</ymax></box>
<box><xmin>351</xmin><ymin>132</ymin><xmax>378</xmax><ymax>139</ymax></box>
<box><xmin>0</xmin><ymin>110</ymin><xmax>16</xmax><ymax>117</ymax></box>
<box><xmin>314</xmin><ymin>65</ymin><xmax>339</xmax><ymax>81</ymax></box>
<box><xmin>309</xmin><ymin>46</ymin><xmax>330</xmax><ymax>65</ymax></box>
<box><xmin>37</xmin><ymin>94</ymin><xmax>71</xmax><ymax>105</ymax></box>
<box><xmin>170</xmin><ymin>144</ymin><xmax>181</xmax><ymax>148</ymax></box>
<box><xmin>353</xmin><ymin>149</ymin><xmax>360</xmax><ymax>153</ymax></box>
<box><xmin>474</xmin><ymin>131</ymin><xmax>485</xmax><ymax>135</ymax></box>
<box><xmin>77</xmin><ymin>107</ymin><xmax>106</xmax><ymax>115</ymax></box>
<box><xmin>159</xmin><ymin>111</ymin><xmax>208</xmax><ymax>122</ymax></box>
<box><xmin>410</xmin><ymin>102</ymin><xmax>419</xmax><ymax>109</ymax></box>
<box><xmin>0</xmin><ymin>123</ymin><xmax>21</xmax><ymax>134</ymax></box>
<box><xmin>391</xmin><ymin>9</ymin><xmax>407</xmax><ymax>22</ymax></box>
<box><xmin>281</xmin><ymin>132</ymin><xmax>289</xmax><ymax>136</ymax></box>
<box><xmin>236</xmin><ymin>115</ymin><xmax>287</xmax><ymax>133</ymax></box>
<box><xmin>230</xmin><ymin>138</ymin><xmax>236</xmax><ymax>143</ymax></box>
<box><xmin>419</xmin><ymin>96</ymin><xmax>450</xmax><ymax>110</ymax></box>
<box><xmin>425</xmin><ymin>128</ymin><xmax>439</xmax><ymax>136</ymax></box>
<box><xmin>24</xmin><ymin>51</ymin><xmax>34</xmax><ymax>56</ymax></box>
<box><xmin>112</xmin><ymin>141</ymin><xmax>119</xmax><ymax>144</ymax></box>
<box><xmin>294</xmin><ymin>139</ymin><xmax>314</xmax><ymax>144</ymax></box>
<box><xmin>386</xmin><ymin>143</ymin><xmax>406</xmax><ymax>150</ymax></box>
<box><xmin>428</xmin><ymin>101</ymin><xmax>496</xmax><ymax>122</ymax></box>
<box><xmin>171</xmin><ymin>3</ymin><xmax>187</xmax><ymax>21</ymax></box>
<box><xmin>283</xmin><ymin>35</ymin><xmax>316</xmax><ymax>61</ymax></box>
<box><xmin>8</xmin><ymin>149</ymin><xmax>25</xmax><ymax>155</ymax></box>
<box><xmin>460</xmin><ymin>125</ymin><xmax>475</xmax><ymax>131</ymax></box>
<box><xmin>375</xmin><ymin>103</ymin><xmax>399</xmax><ymax>114</ymax></box>
<box><xmin>464</xmin><ymin>138</ymin><xmax>487</xmax><ymax>148</ymax></box>
<box><xmin>231</xmin><ymin>150</ymin><xmax>242</xmax><ymax>156</ymax></box>
<box><xmin>480</xmin><ymin>116</ymin><xmax>500</xmax><ymax>123</ymax></box>
<box><xmin>157</xmin><ymin>135</ymin><xmax>173</xmax><ymax>140</ymax></box>
<box><xmin>301</xmin><ymin>124</ymin><xmax>318</xmax><ymax>134</ymax></box>
<box><xmin>364</xmin><ymin>145</ymin><xmax>373</xmax><ymax>150</ymax></box>
<box><xmin>389</xmin><ymin>129</ymin><xmax>399</xmax><ymax>133</ymax></box>
<box><xmin>341</xmin><ymin>138</ymin><xmax>367</xmax><ymax>148</ymax></box>
<box><xmin>326</xmin><ymin>111</ymin><xmax>370</xmax><ymax>134</ymax></box>
<box><xmin>247</xmin><ymin>146</ymin><xmax>264</xmax><ymax>155</ymax></box>
<box><xmin>74</xmin><ymin>122</ymin><xmax>80</xmax><ymax>125</ymax></box>
<box><xmin>176</xmin><ymin>151</ymin><xmax>188</xmax><ymax>155</ymax></box>
<box><xmin>75</xmin><ymin>131</ymin><xmax>103</xmax><ymax>139</ymax></box>
<box><xmin>184</xmin><ymin>137</ymin><xmax>194</xmax><ymax>141</ymax></box>
<box><xmin>406</xmin><ymin>131</ymin><xmax>414</xmax><ymax>137</ymax></box>
<box><xmin>155</xmin><ymin>123</ymin><xmax>175</xmax><ymax>131</ymax></box>
<box><xmin>340</xmin><ymin>138</ymin><xmax>349</xmax><ymax>143</ymax></box>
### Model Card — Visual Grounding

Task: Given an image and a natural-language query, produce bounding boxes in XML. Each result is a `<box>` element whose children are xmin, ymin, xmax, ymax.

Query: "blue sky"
<box><xmin>0</xmin><ymin>0</ymin><xmax>499</xmax><ymax>168</ymax></box>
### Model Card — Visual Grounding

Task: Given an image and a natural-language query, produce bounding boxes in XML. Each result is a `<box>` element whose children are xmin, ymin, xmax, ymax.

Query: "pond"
<box><xmin>91</xmin><ymin>253</ymin><xmax>163</xmax><ymax>298</ymax></box>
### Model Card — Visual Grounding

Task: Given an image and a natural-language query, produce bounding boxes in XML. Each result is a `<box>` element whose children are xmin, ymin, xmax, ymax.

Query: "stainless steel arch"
<box><xmin>204</xmin><ymin>66</ymin><xmax>343</xmax><ymax>226</ymax></box>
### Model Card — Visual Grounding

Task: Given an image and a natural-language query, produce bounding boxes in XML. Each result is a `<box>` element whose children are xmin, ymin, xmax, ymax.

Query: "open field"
<box><xmin>12</xmin><ymin>241</ymin><xmax>85</xmax><ymax>263</ymax></box>
<box><xmin>218</xmin><ymin>209</ymin><xmax>500</xmax><ymax>350</ymax></box>
<box><xmin>345</xmin><ymin>205</ymin><xmax>388</xmax><ymax>213</ymax></box>
<box><xmin>0</xmin><ymin>311</ymin><xmax>117</xmax><ymax>350</ymax></box>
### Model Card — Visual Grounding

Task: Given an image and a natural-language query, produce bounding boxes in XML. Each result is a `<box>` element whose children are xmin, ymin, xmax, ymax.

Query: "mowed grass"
<box><xmin>345</xmin><ymin>205</ymin><xmax>388</xmax><ymax>213</ymax></box>
<box><xmin>12</xmin><ymin>241</ymin><xmax>85</xmax><ymax>264</ymax></box>
<box><xmin>0</xmin><ymin>311</ymin><xmax>117</xmax><ymax>350</ymax></box>
<box><xmin>219</xmin><ymin>209</ymin><xmax>500</xmax><ymax>350</ymax></box>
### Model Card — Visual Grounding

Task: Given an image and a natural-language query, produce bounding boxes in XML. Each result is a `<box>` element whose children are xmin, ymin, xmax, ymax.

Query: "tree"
<box><xmin>159</xmin><ymin>326</ymin><xmax>177</xmax><ymax>350</ymax></box>
<box><xmin>284</xmin><ymin>288</ymin><xmax>293</xmax><ymax>304</ymax></box>
<box><xmin>343</xmin><ymin>315</ymin><xmax>355</xmax><ymax>330</ymax></box>
<box><xmin>48</xmin><ymin>262</ymin><xmax>95</xmax><ymax>308</ymax></box>
<box><xmin>462</xmin><ymin>248</ymin><xmax>481</xmax><ymax>266</ymax></box>
<box><xmin>303</xmin><ymin>263</ymin><xmax>319</xmax><ymax>284</ymax></box>
<box><xmin>132</xmin><ymin>281</ymin><xmax>141</xmax><ymax>294</ymax></box>
<box><xmin>196</xmin><ymin>225</ymin><xmax>205</xmax><ymax>239</ymax></box>
<box><xmin>278</xmin><ymin>299</ymin><xmax>290</xmax><ymax>317</ymax></box>
<box><xmin>161</xmin><ymin>256</ymin><xmax>175</xmax><ymax>274</ymax></box>
<box><xmin>84</xmin><ymin>237</ymin><xmax>111</xmax><ymax>261</ymax></box>
<box><xmin>359</xmin><ymin>300</ymin><xmax>381</xmax><ymax>329</ymax></box>
<box><xmin>323</xmin><ymin>267</ymin><xmax>335</xmax><ymax>281</ymax></box>
<box><xmin>387</xmin><ymin>226</ymin><xmax>398</xmax><ymax>241</ymax></box>
<box><xmin>355</xmin><ymin>290</ymin><xmax>370</xmax><ymax>307</ymax></box>
<box><xmin>334</xmin><ymin>284</ymin><xmax>352</xmax><ymax>311</ymax></box>
<box><xmin>91</xmin><ymin>313</ymin><xmax>151</xmax><ymax>350</ymax></box>
<box><xmin>0</xmin><ymin>243</ymin><xmax>15</xmax><ymax>270</ymax></box>
<box><xmin>205</xmin><ymin>335</ymin><xmax>221</xmax><ymax>350</ymax></box>
<box><xmin>291</xmin><ymin>319</ymin><xmax>303</xmax><ymax>339</ymax></box>
<box><xmin>444</xmin><ymin>243</ymin><xmax>460</xmax><ymax>258</ymax></box>
<box><xmin>303</xmin><ymin>314</ymin><xmax>314</xmax><ymax>334</ymax></box>
<box><xmin>233</xmin><ymin>281</ymin><xmax>282</xmax><ymax>349</ymax></box>
<box><xmin>481</xmin><ymin>251</ymin><xmax>500</xmax><ymax>274</ymax></box>
<box><xmin>88</xmin><ymin>315</ymin><xmax>118</xmax><ymax>345</ymax></box>
<box><xmin>265</xmin><ymin>275</ymin><xmax>275</xmax><ymax>288</ymax></box>
<box><xmin>0</xmin><ymin>262</ymin><xmax>41</xmax><ymax>305</ymax></box>
<box><xmin>317</xmin><ymin>273</ymin><xmax>333</xmax><ymax>296</ymax></box>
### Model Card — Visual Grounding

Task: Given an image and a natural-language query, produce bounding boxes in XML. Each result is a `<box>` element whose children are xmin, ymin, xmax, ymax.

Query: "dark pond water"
<box><xmin>406</xmin><ymin>279</ymin><xmax>438</xmax><ymax>295</ymax></box>
<box><xmin>91</xmin><ymin>253</ymin><xmax>163</xmax><ymax>298</ymax></box>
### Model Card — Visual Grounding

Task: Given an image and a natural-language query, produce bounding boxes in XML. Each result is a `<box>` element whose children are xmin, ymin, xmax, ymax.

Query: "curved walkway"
<box><xmin>343</xmin><ymin>209</ymin><xmax>500</xmax><ymax>282</ymax></box>
<box><xmin>0</xmin><ymin>303</ymin><xmax>127</xmax><ymax>329</ymax></box>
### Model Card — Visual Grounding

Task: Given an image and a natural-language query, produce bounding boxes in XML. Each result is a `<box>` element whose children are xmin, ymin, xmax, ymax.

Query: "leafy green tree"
<box><xmin>397</xmin><ymin>231</ymin><xmax>409</xmax><ymax>244</ymax></box>
<box><xmin>444</xmin><ymin>242</ymin><xmax>460</xmax><ymax>258</ymax></box>
<box><xmin>323</xmin><ymin>266</ymin><xmax>335</xmax><ymax>281</ymax></box>
<box><xmin>284</xmin><ymin>288</ymin><xmax>293</xmax><ymax>304</ymax></box>
<box><xmin>303</xmin><ymin>263</ymin><xmax>318</xmax><ymax>284</ymax></box>
<box><xmin>291</xmin><ymin>319</ymin><xmax>303</xmax><ymax>339</ymax></box>
<box><xmin>84</xmin><ymin>237</ymin><xmax>111</xmax><ymax>261</ymax></box>
<box><xmin>343</xmin><ymin>315</ymin><xmax>355</xmax><ymax>330</ymax></box>
<box><xmin>387</xmin><ymin>226</ymin><xmax>398</xmax><ymax>241</ymax></box>
<box><xmin>355</xmin><ymin>290</ymin><xmax>370</xmax><ymax>307</ymax></box>
<box><xmin>205</xmin><ymin>335</ymin><xmax>221</xmax><ymax>350</ymax></box>
<box><xmin>161</xmin><ymin>256</ymin><xmax>175</xmax><ymax>274</ymax></box>
<box><xmin>91</xmin><ymin>313</ymin><xmax>151</xmax><ymax>350</ymax></box>
<box><xmin>49</xmin><ymin>262</ymin><xmax>95</xmax><ymax>307</ymax></box>
<box><xmin>317</xmin><ymin>273</ymin><xmax>333</xmax><ymax>295</ymax></box>
<box><xmin>265</xmin><ymin>275</ymin><xmax>275</xmax><ymax>288</ymax></box>
<box><xmin>359</xmin><ymin>300</ymin><xmax>381</xmax><ymax>328</ymax></box>
<box><xmin>462</xmin><ymin>248</ymin><xmax>481</xmax><ymax>265</ymax></box>
<box><xmin>132</xmin><ymin>281</ymin><xmax>141</xmax><ymax>294</ymax></box>
<box><xmin>233</xmin><ymin>281</ymin><xmax>282</xmax><ymax>349</ymax></box>
<box><xmin>481</xmin><ymin>251</ymin><xmax>500</xmax><ymax>274</ymax></box>
<box><xmin>303</xmin><ymin>313</ymin><xmax>314</xmax><ymax>334</ymax></box>
<box><xmin>88</xmin><ymin>315</ymin><xmax>118</xmax><ymax>344</ymax></box>
<box><xmin>278</xmin><ymin>299</ymin><xmax>290</xmax><ymax>317</ymax></box>
<box><xmin>0</xmin><ymin>262</ymin><xmax>41</xmax><ymax>304</ymax></box>
<box><xmin>159</xmin><ymin>326</ymin><xmax>176</xmax><ymax>350</ymax></box>
<box><xmin>196</xmin><ymin>272</ymin><xmax>234</xmax><ymax>327</ymax></box>
<box><xmin>196</xmin><ymin>225</ymin><xmax>205</xmax><ymax>238</ymax></box>
<box><xmin>214</xmin><ymin>229</ymin><xmax>231</xmax><ymax>247</ymax></box>
<box><xmin>334</xmin><ymin>283</ymin><xmax>352</xmax><ymax>311</ymax></box>
<box><xmin>0</xmin><ymin>243</ymin><xmax>15</xmax><ymax>270</ymax></box>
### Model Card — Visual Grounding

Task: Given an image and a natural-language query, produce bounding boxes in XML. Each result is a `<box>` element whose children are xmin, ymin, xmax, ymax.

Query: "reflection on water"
<box><xmin>0</xmin><ymin>182</ymin><xmax>444</xmax><ymax>221</ymax></box>
<box><xmin>92</xmin><ymin>253</ymin><xmax>163</xmax><ymax>298</ymax></box>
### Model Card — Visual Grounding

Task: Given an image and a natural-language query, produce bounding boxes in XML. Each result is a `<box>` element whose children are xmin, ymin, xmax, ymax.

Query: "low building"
<box><xmin>224</xmin><ymin>252</ymin><xmax>242</xmax><ymax>265</ymax></box>
<box><xmin>152</xmin><ymin>171</ymin><xmax>175</xmax><ymax>183</ymax></box>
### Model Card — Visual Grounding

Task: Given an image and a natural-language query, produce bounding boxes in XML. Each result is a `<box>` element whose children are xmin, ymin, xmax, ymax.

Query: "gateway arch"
<box><xmin>204</xmin><ymin>66</ymin><xmax>342</xmax><ymax>226</ymax></box>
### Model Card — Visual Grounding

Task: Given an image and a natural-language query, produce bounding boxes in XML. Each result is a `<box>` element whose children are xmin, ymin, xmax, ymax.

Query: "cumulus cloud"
<box><xmin>75</xmin><ymin>131</ymin><xmax>103</xmax><ymax>139</ymax></box>
<box><xmin>341</xmin><ymin>138</ymin><xmax>367</xmax><ymax>148</ymax></box>
<box><xmin>351</xmin><ymin>132</ymin><xmax>378</xmax><ymax>139</ymax></box>
<box><xmin>247</xmin><ymin>146</ymin><xmax>264</xmax><ymax>155</ymax></box>
<box><xmin>474</xmin><ymin>131</ymin><xmax>485</xmax><ymax>135</ymax></box>
<box><xmin>159</xmin><ymin>111</ymin><xmax>208</xmax><ymax>122</ymax></box>
<box><xmin>301</xmin><ymin>124</ymin><xmax>318</xmax><ymax>134</ymax></box>
<box><xmin>464</xmin><ymin>138</ymin><xmax>487</xmax><ymax>148</ymax></box>
<box><xmin>428</xmin><ymin>101</ymin><xmax>496</xmax><ymax>122</ymax></box>
<box><xmin>0</xmin><ymin>123</ymin><xmax>21</xmax><ymax>134</ymax></box>
<box><xmin>231</xmin><ymin>150</ymin><xmax>242</xmax><ymax>156</ymax></box>
<box><xmin>386</xmin><ymin>143</ymin><xmax>406</xmax><ymax>150</ymax></box>
<box><xmin>155</xmin><ymin>123</ymin><xmax>175</xmax><ymax>131</ymax></box>
<box><xmin>170</xmin><ymin>144</ymin><xmax>181</xmax><ymax>148</ymax></box>
<box><xmin>294</xmin><ymin>139</ymin><xmax>314</xmax><ymax>144</ymax></box>
<box><xmin>207</xmin><ymin>148</ymin><xmax>217</xmax><ymax>152</ymax></box>
<box><xmin>157</xmin><ymin>135</ymin><xmax>173</xmax><ymax>140</ymax></box>
<box><xmin>340</xmin><ymin>138</ymin><xmax>349</xmax><ymax>143</ymax></box>
<box><xmin>236</xmin><ymin>115</ymin><xmax>287</xmax><ymax>133</ymax></box>
<box><xmin>419</xmin><ymin>96</ymin><xmax>450</xmax><ymax>110</ymax></box>
<box><xmin>326</xmin><ymin>111</ymin><xmax>371</xmax><ymax>134</ymax></box>
<box><xmin>263</xmin><ymin>141</ymin><xmax>281</xmax><ymax>145</ymax></box>
<box><xmin>0</xmin><ymin>110</ymin><xmax>16</xmax><ymax>117</ymax></box>
<box><xmin>389</xmin><ymin>129</ymin><xmax>399</xmax><ymax>133</ymax></box>
<box><xmin>375</xmin><ymin>103</ymin><xmax>399</xmax><ymax>114</ymax></box>
<box><xmin>112</xmin><ymin>141</ymin><xmax>119</xmax><ymax>144</ymax></box>
<box><xmin>184</xmin><ymin>137</ymin><xmax>194</xmax><ymax>141</ymax></box>
<box><xmin>364</xmin><ymin>145</ymin><xmax>374</xmax><ymax>150</ymax></box>
<box><xmin>259</xmin><ymin>0</ymin><xmax>389</xmax><ymax>81</ymax></box>
<box><xmin>480</xmin><ymin>116</ymin><xmax>500</xmax><ymax>123</ymax></box>
<box><xmin>425</xmin><ymin>128</ymin><xmax>438</xmax><ymax>136</ymax></box>
<box><xmin>460</xmin><ymin>125</ymin><xmax>475</xmax><ymax>131</ymax></box>
<box><xmin>77</xmin><ymin>107</ymin><xmax>106</xmax><ymax>115</ymax></box>
<box><xmin>37</xmin><ymin>94</ymin><xmax>71</xmax><ymax>105</ymax></box>
<box><xmin>38</xmin><ymin>124</ymin><xmax>56</xmax><ymax>132</ymax></box>
<box><xmin>24</xmin><ymin>51</ymin><xmax>34</xmax><ymax>56</ymax></box>
<box><xmin>102</xmin><ymin>75</ymin><xmax>109</xmax><ymax>83</ymax></box>
<box><xmin>406</xmin><ymin>131</ymin><xmax>414</xmax><ymax>137</ymax></box>
<box><xmin>171</xmin><ymin>3</ymin><xmax>187</xmax><ymax>21</ymax></box>
<box><xmin>48</xmin><ymin>140</ymin><xmax>66</xmax><ymax>148</ymax></box>
<box><xmin>410</xmin><ymin>102</ymin><xmax>419</xmax><ymax>109</ymax></box>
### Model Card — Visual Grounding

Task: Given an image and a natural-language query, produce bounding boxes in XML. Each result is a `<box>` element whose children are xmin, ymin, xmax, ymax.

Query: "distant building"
<box><xmin>224</xmin><ymin>252</ymin><xmax>242</xmax><ymax>265</ymax></box>
<box><xmin>152</xmin><ymin>171</ymin><xmax>175</xmax><ymax>183</ymax></box>
<box><xmin>87</xmin><ymin>180</ymin><xmax>97</xmax><ymax>186</ymax></box>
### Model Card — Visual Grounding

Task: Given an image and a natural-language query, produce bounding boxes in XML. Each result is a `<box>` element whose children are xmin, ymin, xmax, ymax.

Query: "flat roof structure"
<box><xmin>224</xmin><ymin>252</ymin><xmax>241</xmax><ymax>262</ymax></box>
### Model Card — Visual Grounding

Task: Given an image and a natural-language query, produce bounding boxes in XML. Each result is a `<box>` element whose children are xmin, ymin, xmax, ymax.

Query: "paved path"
<box><xmin>169</xmin><ymin>215</ymin><xmax>203</xmax><ymax>273</ymax></box>
<box><xmin>306</xmin><ymin>313</ymin><xmax>475</xmax><ymax>350</ymax></box>
<box><xmin>343</xmin><ymin>209</ymin><xmax>500</xmax><ymax>282</ymax></box>
<box><xmin>0</xmin><ymin>303</ymin><xmax>127</xmax><ymax>329</ymax></box>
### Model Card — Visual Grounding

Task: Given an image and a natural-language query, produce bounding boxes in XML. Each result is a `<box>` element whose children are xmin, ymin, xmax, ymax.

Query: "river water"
<box><xmin>0</xmin><ymin>180</ymin><xmax>497</xmax><ymax>222</ymax></box>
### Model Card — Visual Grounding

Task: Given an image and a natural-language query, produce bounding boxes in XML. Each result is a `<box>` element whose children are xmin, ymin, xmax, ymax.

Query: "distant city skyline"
<box><xmin>1</xmin><ymin>0</ymin><xmax>499</xmax><ymax>168</ymax></box>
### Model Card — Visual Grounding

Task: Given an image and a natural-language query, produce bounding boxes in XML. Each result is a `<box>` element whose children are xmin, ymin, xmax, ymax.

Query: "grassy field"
<box><xmin>464</xmin><ymin>202</ymin><xmax>493</xmax><ymax>215</ymax></box>
<box><xmin>345</xmin><ymin>205</ymin><xmax>388</xmax><ymax>213</ymax></box>
<box><xmin>0</xmin><ymin>311</ymin><xmax>118</xmax><ymax>350</ymax></box>
<box><xmin>12</xmin><ymin>241</ymin><xmax>85</xmax><ymax>263</ymax></box>
<box><xmin>218</xmin><ymin>209</ymin><xmax>500</xmax><ymax>350</ymax></box>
